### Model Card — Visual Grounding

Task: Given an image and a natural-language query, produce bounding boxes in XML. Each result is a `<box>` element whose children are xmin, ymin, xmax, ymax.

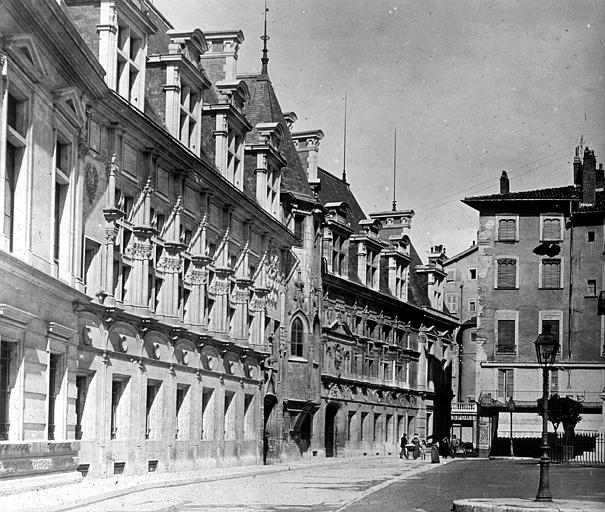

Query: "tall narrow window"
<box><xmin>243</xmin><ymin>394</ymin><xmax>255</xmax><ymax>440</ymax></box>
<box><xmin>497</xmin><ymin>369</ymin><xmax>514</xmax><ymax>399</ymax></box>
<box><xmin>445</xmin><ymin>293</ymin><xmax>458</xmax><ymax>314</ymax></box>
<box><xmin>587</xmin><ymin>279</ymin><xmax>597</xmax><ymax>297</ymax></box>
<box><xmin>145</xmin><ymin>381</ymin><xmax>160</xmax><ymax>439</ymax></box>
<box><xmin>175</xmin><ymin>386</ymin><xmax>189</xmax><ymax>439</ymax></box>
<box><xmin>47</xmin><ymin>353</ymin><xmax>61</xmax><ymax>440</ymax></box>
<box><xmin>497</xmin><ymin>259</ymin><xmax>517</xmax><ymax>289</ymax></box>
<box><xmin>290</xmin><ymin>318</ymin><xmax>304</xmax><ymax>357</ymax></box>
<box><xmin>497</xmin><ymin>319</ymin><xmax>516</xmax><ymax>353</ymax></box>
<box><xmin>0</xmin><ymin>343</ymin><xmax>12</xmax><ymax>440</ymax></box>
<box><xmin>366</xmin><ymin>250</ymin><xmax>379</xmax><ymax>288</ymax></box>
<box><xmin>75</xmin><ymin>375</ymin><xmax>88</xmax><ymax>440</ymax></box>
<box><xmin>5</xmin><ymin>93</ymin><xmax>28</xmax><ymax>252</ymax></box>
<box><xmin>201</xmin><ymin>387</ymin><xmax>215</xmax><ymax>440</ymax></box>
<box><xmin>110</xmin><ymin>378</ymin><xmax>126</xmax><ymax>440</ymax></box>
<box><xmin>347</xmin><ymin>411</ymin><xmax>355</xmax><ymax>441</ymax></box>
<box><xmin>224</xmin><ymin>391</ymin><xmax>235</xmax><ymax>441</ymax></box>
<box><xmin>294</xmin><ymin>215</ymin><xmax>304</xmax><ymax>246</ymax></box>
<box><xmin>332</xmin><ymin>235</ymin><xmax>346</xmax><ymax>275</ymax></box>
<box><xmin>116</xmin><ymin>24</ymin><xmax>143</xmax><ymax>105</ymax></box>
<box><xmin>550</xmin><ymin>369</ymin><xmax>559</xmax><ymax>393</ymax></box>
<box><xmin>541</xmin><ymin>259</ymin><xmax>561</xmax><ymax>289</ymax></box>
<box><xmin>82</xmin><ymin>238</ymin><xmax>101</xmax><ymax>294</ymax></box>
<box><xmin>53</xmin><ymin>140</ymin><xmax>71</xmax><ymax>269</ymax></box>
<box><xmin>227</xmin><ymin>129</ymin><xmax>242</xmax><ymax>185</ymax></box>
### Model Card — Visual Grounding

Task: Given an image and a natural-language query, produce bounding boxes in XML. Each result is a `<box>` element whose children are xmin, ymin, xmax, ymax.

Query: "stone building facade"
<box><xmin>292</xmin><ymin>162</ymin><xmax>459</xmax><ymax>457</ymax></box>
<box><xmin>463</xmin><ymin>148</ymin><xmax>605</xmax><ymax>456</ymax></box>
<box><xmin>0</xmin><ymin>0</ymin><xmax>321</xmax><ymax>478</ymax></box>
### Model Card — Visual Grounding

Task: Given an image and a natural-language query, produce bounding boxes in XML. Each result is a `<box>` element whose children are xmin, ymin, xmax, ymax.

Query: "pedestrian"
<box><xmin>420</xmin><ymin>439</ymin><xmax>427</xmax><ymax>459</ymax></box>
<box><xmin>412</xmin><ymin>434</ymin><xmax>421</xmax><ymax>459</ymax></box>
<box><xmin>431</xmin><ymin>441</ymin><xmax>440</xmax><ymax>463</ymax></box>
<box><xmin>441</xmin><ymin>436</ymin><xmax>452</xmax><ymax>458</ymax></box>
<box><xmin>400</xmin><ymin>434</ymin><xmax>408</xmax><ymax>459</ymax></box>
<box><xmin>451</xmin><ymin>435</ymin><xmax>460</xmax><ymax>457</ymax></box>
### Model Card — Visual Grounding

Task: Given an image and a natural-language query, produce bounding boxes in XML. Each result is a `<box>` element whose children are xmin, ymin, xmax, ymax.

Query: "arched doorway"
<box><xmin>263</xmin><ymin>395</ymin><xmax>278</xmax><ymax>464</ymax></box>
<box><xmin>325</xmin><ymin>403</ymin><xmax>339</xmax><ymax>457</ymax></box>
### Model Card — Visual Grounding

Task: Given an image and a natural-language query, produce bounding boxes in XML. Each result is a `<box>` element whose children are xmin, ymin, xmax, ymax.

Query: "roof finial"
<box><xmin>392</xmin><ymin>128</ymin><xmax>397</xmax><ymax>211</ymax></box>
<box><xmin>261</xmin><ymin>0</ymin><xmax>270</xmax><ymax>75</ymax></box>
<box><xmin>342</xmin><ymin>92</ymin><xmax>348</xmax><ymax>183</ymax></box>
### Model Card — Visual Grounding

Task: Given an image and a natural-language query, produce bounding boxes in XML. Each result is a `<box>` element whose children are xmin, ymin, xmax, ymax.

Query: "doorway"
<box><xmin>325</xmin><ymin>403</ymin><xmax>339</xmax><ymax>457</ymax></box>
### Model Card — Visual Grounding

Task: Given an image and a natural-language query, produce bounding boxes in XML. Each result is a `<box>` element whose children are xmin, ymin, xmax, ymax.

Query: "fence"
<box><xmin>551</xmin><ymin>432</ymin><xmax>605</xmax><ymax>465</ymax></box>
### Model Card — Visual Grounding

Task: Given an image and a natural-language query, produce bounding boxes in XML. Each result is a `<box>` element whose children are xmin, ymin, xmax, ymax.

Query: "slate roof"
<box><xmin>316</xmin><ymin>167</ymin><xmax>433</xmax><ymax>309</ymax></box>
<box><xmin>316</xmin><ymin>167</ymin><xmax>367</xmax><ymax>227</ymax></box>
<box><xmin>240</xmin><ymin>74</ymin><xmax>316</xmax><ymax>203</ymax></box>
<box><xmin>443</xmin><ymin>244</ymin><xmax>478</xmax><ymax>266</ymax></box>
<box><xmin>463</xmin><ymin>185</ymin><xmax>577</xmax><ymax>204</ymax></box>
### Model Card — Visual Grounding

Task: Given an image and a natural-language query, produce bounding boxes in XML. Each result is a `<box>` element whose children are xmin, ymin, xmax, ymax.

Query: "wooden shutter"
<box><xmin>498</xmin><ymin>219</ymin><xmax>516</xmax><ymax>241</ymax></box>
<box><xmin>497</xmin><ymin>259</ymin><xmax>516</xmax><ymax>288</ymax></box>
<box><xmin>542</xmin><ymin>259</ymin><xmax>560</xmax><ymax>288</ymax></box>
<box><xmin>542</xmin><ymin>218</ymin><xmax>561</xmax><ymax>241</ymax></box>
<box><xmin>497</xmin><ymin>319</ymin><xmax>515</xmax><ymax>353</ymax></box>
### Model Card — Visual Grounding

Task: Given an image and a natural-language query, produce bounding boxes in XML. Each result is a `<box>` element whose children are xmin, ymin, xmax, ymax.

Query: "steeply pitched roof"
<box><xmin>407</xmin><ymin>243</ymin><xmax>431</xmax><ymax>308</ymax></box>
<box><xmin>464</xmin><ymin>185</ymin><xmax>577</xmax><ymax>205</ymax></box>
<box><xmin>240</xmin><ymin>75</ymin><xmax>316</xmax><ymax>203</ymax></box>
<box><xmin>316</xmin><ymin>167</ymin><xmax>367</xmax><ymax>227</ymax></box>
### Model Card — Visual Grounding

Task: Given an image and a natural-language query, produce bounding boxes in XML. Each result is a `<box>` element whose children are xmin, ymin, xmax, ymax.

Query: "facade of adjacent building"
<box><xmin>443</xmin><ymin>243</ymin><xmax>479</xmax><ymax>446</ymax></box>
<box><xmin>292</xmin><ymin>157</ymin><xmax>459</xmax><ymax>457</ymax></box>
<box><xmin>463</xmin><ymin>149</ymin><xmax>605</xmax><ymax>456</ymax></box>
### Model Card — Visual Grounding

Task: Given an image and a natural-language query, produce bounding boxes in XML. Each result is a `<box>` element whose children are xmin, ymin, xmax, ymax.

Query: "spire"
<box><xmin>342</xmin><ymin>92</ymin><xmax>348</xmax><ymax>183</ymax></box>
<box><xmin>260</xmin><ymin>0</ymin><xmax>270</xmax><ymax>75</ymax></box>
<box><xmin>392</xmin><ymin>128</ymin><xmax>397</xmax><ymax>211</ymax></box>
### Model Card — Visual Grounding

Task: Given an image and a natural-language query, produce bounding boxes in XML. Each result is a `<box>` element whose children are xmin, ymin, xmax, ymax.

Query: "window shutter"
<box><xmin>505</xmin><ymin>370</ymin><xmax>514</xmax><ymax>398</ymax></box>
<box><xmin>497</xmin><ymin>319</ymin><xmax>515</xmax><ymax>353</ymax></box>
<box><xmin>542</xmin><ymin>218</ymin><xmax>561</xmax><ymax>241</ymax></box>
<box><xmin>542</xmin><ymin>259</ymin><xmax>560</xmax><ymax>288</ymax></box>
<box><xmin>497</xmin><ymin>259</ymin><xmax>516</xmax><ymax>288</ymax></box>
<box><xmin>497</xmin><ymin>370</ymin><xmax>505</xmax><ymax>396</ymax></box>
<box><xmin>498</xmin><ymin>219</ymin><xmax>516</xmax><ymax>241</ymax></box>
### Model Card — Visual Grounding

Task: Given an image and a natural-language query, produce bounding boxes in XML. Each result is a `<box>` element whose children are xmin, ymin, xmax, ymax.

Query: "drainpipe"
<box><xmin>567</xmin><ymin>200</ymin><xmax>573</xmax><ymax>363</ymax></box>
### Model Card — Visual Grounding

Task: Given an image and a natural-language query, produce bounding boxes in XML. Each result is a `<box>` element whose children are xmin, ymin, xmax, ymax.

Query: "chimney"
<box><xmin>500</xmin><ymin>171</ymin><xmax>509</xmax><ymax>194</ymax></box>
<box><xmin>596</xmin><ymin>163</ymin><xmax>604</xmax><ymax>192</ymax></box>
<box><xmin>291</xmin><ymin>129</ymin><xmax>324</xmax><ymax>187</ymax></box>
<box><xmin>573</xmin><ymin>146</ymin><xmax>583</xmax><ymax>187</ymax></box>
<box><xmin>581</xmin><ymin>147</ymin><xmax>596</xmax><ymax>206</ymax></box>
<box><xmin>200</xmin><ymin>30</ymin><xmax>244</xmax><ymax>82</ymax></box>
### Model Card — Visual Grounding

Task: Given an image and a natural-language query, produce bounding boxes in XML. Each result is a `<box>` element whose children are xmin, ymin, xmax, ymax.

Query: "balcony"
<box><xmin>451</xmin><ymin>402</ymin><xmax>478</xmax><ymax>414</ymax></box>
<box><xmin>478</xmin><ymin>390</ymin><xmax>603</xmax><ymax>411</ymax></box>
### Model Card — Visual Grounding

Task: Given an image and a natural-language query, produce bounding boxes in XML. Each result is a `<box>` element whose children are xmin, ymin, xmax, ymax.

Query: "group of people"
<box><xmin>399</xmin><ymin>433</ymin><xmax>460</xmax><ymax>463</ymax></box>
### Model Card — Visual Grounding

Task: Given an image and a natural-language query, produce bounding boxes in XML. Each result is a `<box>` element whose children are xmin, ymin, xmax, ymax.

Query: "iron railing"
<box><xmin>551</xmin><ymin>432</ymin><xmax>605</xmax><ymax>464</ymax></box>
<box><xmin>479</xmin><ymin>390</ymin><xmax>602</xmax><ymax>408</ymax></box>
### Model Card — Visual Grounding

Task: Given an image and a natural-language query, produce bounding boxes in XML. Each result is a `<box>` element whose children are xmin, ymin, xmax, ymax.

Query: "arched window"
<box><xmin>291</xmin><ymin>318</ymin><xmax>304</xmax><ymax>357</ymax></box>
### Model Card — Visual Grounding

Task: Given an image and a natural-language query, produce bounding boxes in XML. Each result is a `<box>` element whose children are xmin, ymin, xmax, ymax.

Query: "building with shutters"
<box><xmin>463</xmin><ymin>148</ymin><xmax>605</xmax><ymax>456</ymax></box>
<box><xmin>0</xmin><ymin>0</ymin><xmax>323</xmax><ymax>479</ymax></box>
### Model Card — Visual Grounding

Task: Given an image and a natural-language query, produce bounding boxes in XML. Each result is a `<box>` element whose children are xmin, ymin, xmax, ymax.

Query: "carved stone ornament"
<box><xmin>118</xmin><ymin>335</ymin><xmax>128</xmax><ymax>352</ymax></box>
<box><xmin>126</xmin><ymin>241</ymin><xmax>152</xmax><ymax>260</ymax></box>
<box><xmin>81</xmin><ymin>326</ymin><xmax>93</xmax><ymax>345</ymax></box>
<box><xmin>84</xmin><ymin>163</ymin><xmax>99</xmax><ymax>205</ymax></box>
<box><xmin>152</xmin><ymin>343</ymin><xmax>161</xmax><ymax>360</ymax></box>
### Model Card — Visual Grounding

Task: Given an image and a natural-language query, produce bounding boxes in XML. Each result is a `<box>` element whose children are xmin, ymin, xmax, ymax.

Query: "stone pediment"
<box><xmin>325</xmin><ymin>319</ymin><xmax>355</xmax><ymax>339</ymax></box>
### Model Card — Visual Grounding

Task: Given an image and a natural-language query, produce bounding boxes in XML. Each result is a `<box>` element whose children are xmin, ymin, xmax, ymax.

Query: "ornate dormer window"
<box><xmin>204</xmin><ymin>81</ymin><xmax>251</xmax><ymax>188</ymax></box>
<box><xmin>351</xmin><ymin>219</ymin><xmax>387</xmax><ymax>290</ymax></box>
<box><xmin>93</xmin><ymin>1</ymin><xmax>156</xmax><ymax>110</ymax></box>
<box><xmin>246</xmin><ymin>122</ymin><xmax>286</xmax><ymax>218</ymax></box>
<box><xmin>323</xmin><ymin>202</ymin><xmax>354</xmax><ymax>277</ymax></box>
<box><xmin>147</xmin><ymin>30</ymin><xmax>210</xmax><ymax>155</ymax></box>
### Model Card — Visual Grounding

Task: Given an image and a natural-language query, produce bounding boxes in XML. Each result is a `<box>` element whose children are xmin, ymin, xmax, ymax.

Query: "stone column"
<box><xmin>255</xmin><ymin>153</ymin><xmax>268</xmax><ymax>210</ymax></box>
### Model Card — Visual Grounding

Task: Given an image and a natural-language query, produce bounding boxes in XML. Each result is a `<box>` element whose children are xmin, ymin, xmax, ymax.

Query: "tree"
<box><xmin>537</xmin><ymin>394</ymin><xmax>583</xmax><ymax>443</ymax></box>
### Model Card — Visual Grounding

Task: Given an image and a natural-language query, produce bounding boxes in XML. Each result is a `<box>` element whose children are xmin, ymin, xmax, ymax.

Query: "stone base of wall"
<box><xmin>0</xmin><ymin>442</ymin><xmax>79</xmax><ymax>479</ymax></box>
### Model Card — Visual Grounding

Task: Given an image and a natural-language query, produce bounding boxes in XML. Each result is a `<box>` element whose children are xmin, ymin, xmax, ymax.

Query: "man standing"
<box><xmin>400</xmin><ymin>433</ymin><xmax>408</xmax><ymax>458</ymax></box>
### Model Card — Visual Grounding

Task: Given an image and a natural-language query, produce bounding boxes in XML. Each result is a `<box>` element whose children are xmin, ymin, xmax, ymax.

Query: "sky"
<box><xmin>154</xmin><ymin>0</ymin><xmax>605</xmax><ymax>260</ymax></box>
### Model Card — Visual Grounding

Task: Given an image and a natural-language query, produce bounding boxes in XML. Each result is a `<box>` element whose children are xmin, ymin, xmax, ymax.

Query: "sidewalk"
<box><xmin>0</xmin><ymin>455</ymin><xmax>438</xmax><ymax>512</ymax></box>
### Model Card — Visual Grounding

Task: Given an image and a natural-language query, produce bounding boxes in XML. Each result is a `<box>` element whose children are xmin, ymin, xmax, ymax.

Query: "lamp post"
<box><xmin>534</xmin><ymin>325</ymin><xmax>559</xmax><ymax>502</ymax></box>
<box><xmin>507</xmin><ymin>396</ymin><xmax>515</xmax><ymax>457</ymax></box>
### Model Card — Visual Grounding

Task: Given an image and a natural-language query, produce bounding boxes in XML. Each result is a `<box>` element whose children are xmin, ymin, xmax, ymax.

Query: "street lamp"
<box><xmin>534</xmin><ymin>325</ymin><xmax>559</xmax><ymax>502</ymax></box>
<box><xmin>507</xmin><ymin>396</ymin><xmax>515</xmax><ymax>457</ymax></box>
